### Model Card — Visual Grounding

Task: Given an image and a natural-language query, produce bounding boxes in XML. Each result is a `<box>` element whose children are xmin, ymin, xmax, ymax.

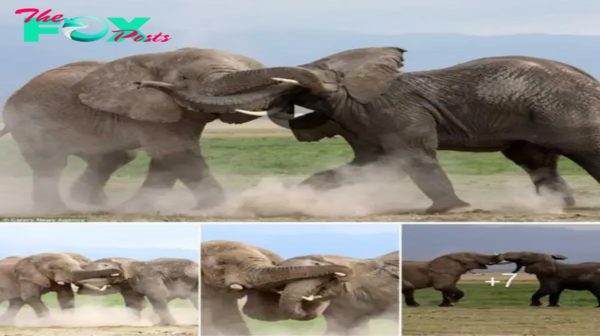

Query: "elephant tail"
<box><xmin>0</xmin><ymin>125</ymin><xmax>9</xmax><ymax>138</ymax></box>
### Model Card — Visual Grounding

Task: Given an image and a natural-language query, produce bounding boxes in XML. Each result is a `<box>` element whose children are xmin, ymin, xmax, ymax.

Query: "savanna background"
<box><xmin>201</xmin><ymin>224</ymin><xmax>400</xmax><ymax>335</ymax></box>
<box><xmin>403</xmin><ymin>224</ymin><xmax>600</xmax><ymax>335</ymax></box>
<box><xmin>0</xmin><ymin>224</ymin><xmax>198</xmax><ymax>336</ymax></box>
<box><xmin>1</xmin><ymin>0</ymin><xmax>600</xmax><ymax>222</ymax></box>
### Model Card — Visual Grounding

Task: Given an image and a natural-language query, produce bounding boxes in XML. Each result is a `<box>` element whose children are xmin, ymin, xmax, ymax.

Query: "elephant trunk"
<box><xmin>278</xmin><ymin>278</ymin><xmax>329</xmax><ymax>320</ymax></box>
<box><xmin>249</xmin><ymin>264</ymin><xmax>351</xmax><ymax>288</ymax></box>
<box><xmin>174</xmin><ymin>67</ymin><xmax>338</xmax><ymax>108</ymax></box>
<box><xmin>71</xmin><ymin>268</ymin><xmax>121</xmax><ymax>282</ymax></box>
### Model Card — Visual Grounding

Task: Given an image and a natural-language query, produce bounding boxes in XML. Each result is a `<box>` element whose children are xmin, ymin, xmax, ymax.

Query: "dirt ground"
<box><xmin>1</xmin><ymin>174</ymin><xmax>598</xmax><ymax>222</ymax></box>
<box><xmin>402</xmin><ymin>308</ymin><xmax>600</xmax><ymax>335</ymax></box>
<box><xmin>0</xmin><ymin>325</ymin><xmax>197</xmax><ymax>336</ymax></box>
<box><xmin>2</xmin><ymin>121</ymin><xmax>600</xmax><ymax>222</ymax></box>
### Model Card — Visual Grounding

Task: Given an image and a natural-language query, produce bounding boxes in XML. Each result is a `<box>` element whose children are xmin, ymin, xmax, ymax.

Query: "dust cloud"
<box><xmin>3</xmin><ymin>306</ymin><xmax>197</xmax><ymax>327</ymax></box>
<box><xmin>0</xmin><ymin>158</ymin><xmax>577</xmax><ymax>217</ymax></box>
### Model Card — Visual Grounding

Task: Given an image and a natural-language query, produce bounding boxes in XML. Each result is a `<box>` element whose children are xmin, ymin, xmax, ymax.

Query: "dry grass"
<box><xmin>403</xmin><ymin>308</ymin><xmax>600</xmax><ymax>335</ymax></box>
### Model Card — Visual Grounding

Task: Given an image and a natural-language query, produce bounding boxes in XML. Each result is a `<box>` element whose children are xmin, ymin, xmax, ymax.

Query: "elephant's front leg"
<box><xmin>156</xmin><ymin>150</ymin><xmax>225</xmax><ymax>210</ymax></box>
<box><xmin>202</xmin><ymin>296</ymin><xmax>251</xmax><ymax>336</ymax></box>
<box><xmin>381</xmin><ymin>135</ymin><xmax>469</xmax><ymax>213</ymax></box>
<box><xmin>19</xmin><ymin>149</ymin><xmax>69</xmax><ymax>214</ymax></box>
<box><xmin>121</xmin><ymin>289</ymin><xmax>146</xmax><ymax>319</ymax></box>
<box><xmin>116</xmin><ymin>159</ymin><xmax>178</xmax><ymax>212</ymax></box>
<box><xmin>147</xmin><ymin>296</ymin><xmax>177</xmax><ymax>326</ymax></box>
<box><xmin>434</xmin><ymin>285</ymin><xmax>465</xmax><ymax>307</ymax></box>
<box><xmin>70</xmin><ymin>151</ymin><xmax>137</xmax><ymax>206</ymax></box>
<box><xmin>56</xmin><ymin>286</ymin><xmax>75</xmax><ymax>312</ymax></box>
<box><xmin>19</xmin><ymin>282</ymin><xmax>50</xmax><ymax>318</ymax></box>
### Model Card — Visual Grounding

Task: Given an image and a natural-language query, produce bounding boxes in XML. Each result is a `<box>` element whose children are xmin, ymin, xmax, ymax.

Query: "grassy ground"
<box><xmin>0</xmin><ymin>294</ymin><xmax>196</xmax><ymax>336</ymax></box>
<box><xmin>403</xmin><ymin>275</ymin><xmax>600</xmax><ymax>335</ymax></box>
<box><xmin>1</xmin><ymin>124</ymin><xmax>600</xmax><ymax>221</ymax></box>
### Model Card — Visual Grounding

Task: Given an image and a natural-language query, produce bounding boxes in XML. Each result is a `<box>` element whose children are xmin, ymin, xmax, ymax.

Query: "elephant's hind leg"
<box><xmin>0</xmin><ymin>299</ymin><xmax>25</xmax><ymax>325</ymax></box>
<box><xmin>70</xmin><ymin>151</ymin><xmax>137</xmax><ymax>206</ymax></box>
<box><xmin>502</xmin><ymin>142</ymin><xmax>575</xmax><ymax>207</ymax></box>
<box><xmin>17</xmin><ymin>145</ymin><xmax>68</xmax><ymax>214</ymax></box>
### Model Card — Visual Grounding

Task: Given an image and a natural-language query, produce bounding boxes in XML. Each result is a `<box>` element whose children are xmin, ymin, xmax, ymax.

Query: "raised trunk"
<box><xmin>71</xmin><ymin>268</ymin><xmax>121</xmax><ymax>282</ymax></box>
<box><xmin>251</xmin><ymin>264</ymin><xmax>350</xmax><ymax>288</ymax></box>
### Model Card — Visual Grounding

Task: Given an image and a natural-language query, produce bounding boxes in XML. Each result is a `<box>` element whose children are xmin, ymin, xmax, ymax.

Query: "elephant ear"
<box><xmin>304</xmin><ymin>47</ymin><xmax>406</xmax><ymax>104</ymax></box>
<box><xmin>431</xmin><ymin>253</ymin><xmax>478</xmax><ymax>274</ymax></box>
<box><xmin>73</xmin><ymin>57</ymin><xmax>182</xmax><ymax>123</ymax></box>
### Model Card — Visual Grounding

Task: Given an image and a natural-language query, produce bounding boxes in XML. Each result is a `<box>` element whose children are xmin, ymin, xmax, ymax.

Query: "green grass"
<box><xmin>0</xmin><ymin>137</ymin><xmax>588</xmax><ymax>177</ymax></box>
<box><xmin>410</xmin><ymin>283</ymin><xmax>598</xmax><ymax>307</ymax></box>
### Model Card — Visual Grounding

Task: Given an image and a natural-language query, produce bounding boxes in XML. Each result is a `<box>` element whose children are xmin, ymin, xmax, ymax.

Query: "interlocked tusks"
<box><xmin>230</xmin><ymin>284</ymin><xmax>244</xmax><ymax>290</ymax></box>
<box><xmin>235</xmin><ymin>109</ymin><xmax>295</xmax><ymax>120</ymax></box>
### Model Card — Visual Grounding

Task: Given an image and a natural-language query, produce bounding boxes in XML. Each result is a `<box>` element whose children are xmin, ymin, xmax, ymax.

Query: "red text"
<box><xmin>15</xmin><ymin>8</ymin><xmax>64</xmax><ymax>23</ymax></box>
<box><xmin>111</xmin><ymin>30</ymin><xmax>172</xmax><ymax>42</ymax></box>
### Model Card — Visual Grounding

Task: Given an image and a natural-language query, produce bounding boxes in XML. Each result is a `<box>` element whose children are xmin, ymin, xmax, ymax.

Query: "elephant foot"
<box><xmin>548</xmin><ymin>304</ymin><xmax>560</xmax><ymax>307</ymax></box>
<box><xmin>69</xmin><ymin>182</ymin><xmax>108</xmax><ymax>206</ymax></box>
<box><xmin>530</xmin><ymin>301</ymin><xmax>543</xmax><ymax>307</ymax></box>
<box><xmin>438</xmin><ymin>302</ymin><xmax>455</xmax><ymax>307</ymax></box>
<box><xmin>564</xmin><ymin>197</ymin><xmax>576</xmax><ymax>208</ymax></box>
<box><xmin>405</xmin><ymin>302</ymin><xmax>420</xmax><ymax>307</ymax></box>
<box><xmin>33</xmin><ymin>202</ymin><xmax>70</xmax><ymax>215</ymax></box>
<box><xmin>154</xmin><ymin>318</ymin><xmax>177</xmax><ymax>326</ymax></box>
<box><xmin>192</xmin><ymin>192</ymin><xmax>226</xmax><ymax>211</ymax></box>
<box><xmin>426</xmin><ymin>199</ymin><xmax>472</xmax><ymax>214</ymax></box>
<box><xmin>114</xmin><ymin>197</ymin><xmax>157</xmax><ymax>213</ymax></box>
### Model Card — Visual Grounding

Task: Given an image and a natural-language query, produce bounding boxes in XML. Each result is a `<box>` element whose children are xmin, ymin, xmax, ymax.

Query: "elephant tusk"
<box><xmin>57</xmin><ymin>281</ymin><xmax>65</xmax><ymax>285</ymax></box>
<box><xmin>235</xmin><ymin>109</ymin><xmax>295</xmax><ymax>120</ymax></box>
<box><xmin>271</xmin><ymin>77</ymin><xmax>302</xmax><ymax>86</ymax></box>
<box><xmin>111</xmin><ymin>273</ymin><xmax>120</xmax><ymax>277</ymax></box>
<box><xmin>302</xmin><ymin>295</ymin><xmax>324</xmax><ymax>301</ymax></box>
<box><xmin>82</xmin><ymin>283</ymin><xmax>108</xmax><ymax>291</ymax></box>
<box><xmin>230</xmin><ymin>284</ymin><xmax>244</xmax><ymax>290</ymax></box>
<box><xmin>334</xmin><ymin>272</ymin><xmax>347</xmax><ymax>277</ymax></box>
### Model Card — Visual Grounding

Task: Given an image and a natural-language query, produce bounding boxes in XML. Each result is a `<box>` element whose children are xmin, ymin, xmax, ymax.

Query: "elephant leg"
<box><xmin>548</xmin><ymin>288</ymin><xmax>564</xmax><ymax>307</ymax></box>
<box><xmin>189</xmin><ymin>293</ymin><xmax>198</xmax><ymax>310</ymax></box>
<box><xmin>563</xmin><ymin>152</ymin><xmax>600</xmax><ymax>186</ymax></box>
<box><xmin>0</xmin><ymin>299</ymin><xmax>25</xmax><ymax>325</ymax></box>
<box><xmin>202</xmin><ymin>296</ymin><xmax>250</xmax><ymax>336</ymax></box>
<box><xmin>299</xmin><ymin>163</ymin><xmax>356</xmax><ymax>190</ymax></box>
<box><xmin>19</xmin><ymin>282</ymin><xmax>50</xmax><ymax>318</ymax></box>
<box><xmin>19</xmin><ymin>148</ymin><xmax>68</xmax><ymax>214</ymax></box>
<box><xmin>502</xmin><ymin>142</ymin><xmax>575</xmax><ymax>207</ymax></box>
<box><xmin>591</xmin><ymin>289</ymin><xmax>600</xmax><ymax>307</ymax></box>
<box><xmin>380</xmin><ymin>133</ymin><xmax>469</xmax><ymax>213</ymax></box>
<box><xmin>70</xmin><ymin>151</ymin><xmax>137</xmax><ymax>206</ymax></box>
<box><xmin>121</xmin><ymin>289</ymin><xmax>146</xmax><ymax>319</ymax></box>
<box><xmin>155</xmin><ymin>150</ymin><xmax>225</xmax><ymax>210</ymax></box>
<box><xmin>435</xmin><ymin>285</ymin><xmax>464</xmax><ymax>307</ymax></box>
<box><xmin>530</xmin><ymin>289</ymin><xmax>549</xmax><ymax>306</ymax></box>
<box><xmin>56</xmin><ymin>287</ymin><xmax>75</xmax><ymax>311</ymax></box>
<box><xmin>147</xmin><ymin>296</ymin><xmax>177</xmax><ymax>326</ymax></box>
<box><xmin>402</xmin><ymin>289</ymin><xmax>420</xmax><ymax>307</ymax></box>
<box><xmin>116</xmin><ymin>159</ymin><xmax>178</xmax><ymax>212</ymax></box>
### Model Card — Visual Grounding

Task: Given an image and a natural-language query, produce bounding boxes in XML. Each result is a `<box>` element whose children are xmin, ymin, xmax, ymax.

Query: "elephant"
<box><xmin>499</xmin><ymin>251</ymin><xmax>600</xmax><ymax>307</ymax></box>
<box><xmin>266</xmin><ymin>251</ymin><xmax>399</xmax><ymax>336</ymax></box>
<box><xmin>0</xmin><ymin>252</ymin><xmax>121</xmax><ymax>323</ymax></box>
<box><xmin>168</xmin><ymin>47</ymin><xmax>600</xmax><ymax>213</ymax></box>
<box><xmin>200</xmin><ymin>240</ymin><xmax>352</xmax><ymax>335</ymax></box>
<box><xmin>74</xmin><ymin>257</ymin><xmax>198</xmax><ymax>325</ymax></box>
<box><xmin>402</xmin><ymin>252</ymin><xmax>507</xmax><ymax>307</ymax></box>
<box><xmin>1</xmin><ymin>48</ymin><xmax>279</xmax><ymax>214</ymax></box>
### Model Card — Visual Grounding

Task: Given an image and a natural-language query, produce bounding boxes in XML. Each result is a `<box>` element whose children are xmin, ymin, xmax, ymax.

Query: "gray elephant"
<box><xmin>0</xmin><ymin>252</ymin><xmax>121</xmax><ymax>323</ymax></box>
<box><xmin>75</xmin><ymin>257</ymin><xmax>198</xmax><ymax>325</ymax></box>
<box><xmin>200</xmin><ymin>240</ymin><xmax>352</xmax><ymax>335</ymax></box>
<box><xmin>499</xmin><ymin>251</ymin><xmax>599</xmax><ymax>307</ymax></box>
<box><xmin>1</xmin><ymin>48</ymin><xmax>275</xmax><ymax>214</ymax></box>
<box><xmin>403</xmin><ymin>252</ymin><xmax>507</xmax><ymax>306</ymax></box>
<box><xmin>264</xmin><ymin>251</ymin><xmax>399</xmax><ymax>336</ymax></box>
<box><xmin>165</xmin><ymin>48</ymin><xmax>600</xmax><ymax>213</ymax></box>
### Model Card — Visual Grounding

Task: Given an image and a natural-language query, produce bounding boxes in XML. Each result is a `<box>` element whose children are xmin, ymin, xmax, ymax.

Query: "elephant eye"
<box><xmin>179</xmin><ymin>75</ymin><xmax>188</xmax><ymax>81</ymax></box>
<box><xmin>216</xmin><ymin>260</ymin><xmax>226</xmax><ymax>266</ymax></box>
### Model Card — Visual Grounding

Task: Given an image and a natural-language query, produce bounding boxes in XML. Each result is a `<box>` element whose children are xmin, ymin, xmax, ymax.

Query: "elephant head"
<box><xmin>14</xmin><ymin>253</ymin><xmax>123</xmax><ymax>288</ymax></box>
<box><xmin>158</xmin><ymin>47</ymin><xmax>407</xmax><ymax>125</ymax></box>
<box><xmin>500</xmin><ymin>252</ymin><xmax>568</xmax><ymax>275</ymax></box>
<box><xmin>429</xmin><ymin>252</ymin><xmax>509</xmax><ymax>276</ymax></box>
<box><xmin>74</xmin><ymin>257</ymin><xmax>149</xmax><ymax>294</ymax></box>
<box><xmin>72</xmin><ymin>48</ymin><xmax>284</xmax><ymax>125</ymax></box>
<box><xmin>201</xmin><ymin>241</ymin><xmax>351</xmax><ymax>291</ymax></box>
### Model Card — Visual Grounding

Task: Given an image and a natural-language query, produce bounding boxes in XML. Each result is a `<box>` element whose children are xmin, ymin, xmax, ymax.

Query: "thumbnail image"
<box><xmin>200</xmin><ymin>224</ymin><xmax>399</xmax><ymax>335</ymax></box>
<box><xmin>0</xmin><ymin>224</ymin><xmax>198</xmax><ymax>336</ymax></box>
<box><xmin>403</xmin><ymin>224</ymin><xmax>600</xmax><ymax>336</ymax></box>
